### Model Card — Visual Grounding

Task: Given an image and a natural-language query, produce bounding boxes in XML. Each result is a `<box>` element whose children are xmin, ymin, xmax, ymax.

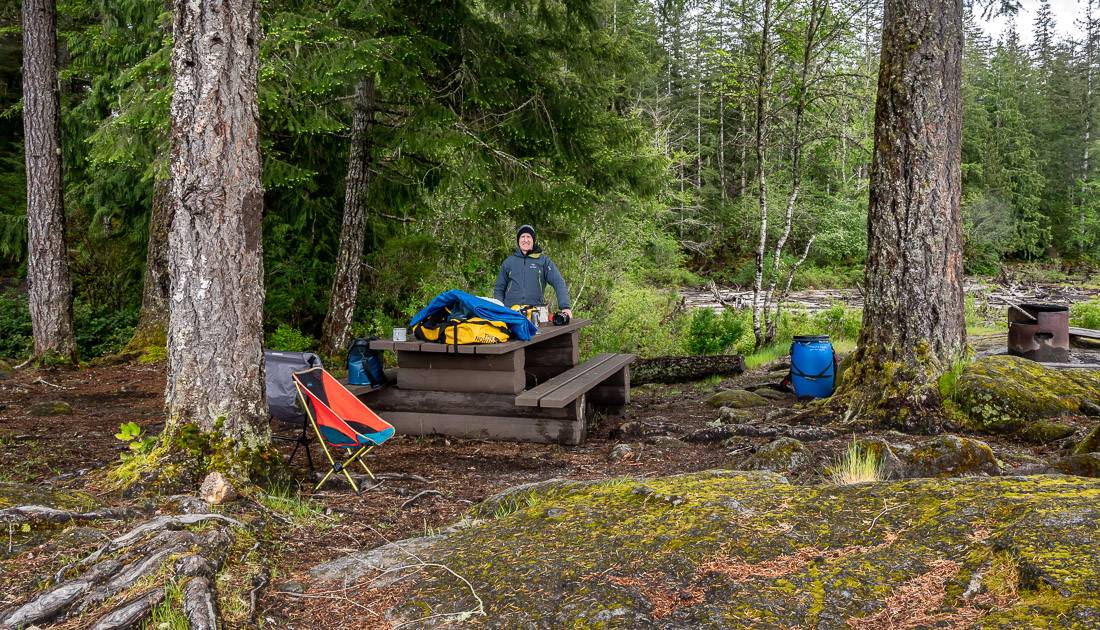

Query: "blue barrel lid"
<box><xmin>793</xmin><ymin>335</ymin><xmax>830</xmax><ymax>342</ymax></box>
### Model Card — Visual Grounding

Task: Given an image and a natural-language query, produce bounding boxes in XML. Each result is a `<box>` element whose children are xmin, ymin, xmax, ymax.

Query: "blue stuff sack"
<box><xmin>347</xmin><ymin>337</ymin><xmax>386</xmax><ymax>388</ymax></box>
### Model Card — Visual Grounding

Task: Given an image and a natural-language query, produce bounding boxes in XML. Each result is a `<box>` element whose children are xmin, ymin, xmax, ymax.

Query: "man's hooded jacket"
<box><xmin>493</xmin><ymin>225</ymin><xmax>571</xmax><ymax>309</ymax></box>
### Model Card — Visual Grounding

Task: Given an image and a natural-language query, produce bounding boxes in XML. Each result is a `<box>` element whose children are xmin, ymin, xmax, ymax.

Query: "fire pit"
<box><xmin>1007</xmin><ymin>303</ymin><xmax>1070</xmax><ymax>362</ymax></box>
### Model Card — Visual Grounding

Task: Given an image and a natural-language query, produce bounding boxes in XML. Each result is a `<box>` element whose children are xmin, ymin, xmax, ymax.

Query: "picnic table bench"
<box><xmin>348</xmin><ymin>319</ymin><xmax>633</xmax><ymax>445</ymax></box>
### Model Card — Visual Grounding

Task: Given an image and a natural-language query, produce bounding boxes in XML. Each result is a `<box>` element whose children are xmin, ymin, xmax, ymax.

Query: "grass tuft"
<box><xmin>828</xmin><ymin>440</ymin><xmax>884</xmax><ymax>485</ymax></box>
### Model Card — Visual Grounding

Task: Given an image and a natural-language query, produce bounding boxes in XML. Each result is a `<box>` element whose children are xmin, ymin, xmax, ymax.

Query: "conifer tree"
<box><xmin>21</xmin><ymin>0</ymin><xmax>76</xmax><ymax>364</ymax></box>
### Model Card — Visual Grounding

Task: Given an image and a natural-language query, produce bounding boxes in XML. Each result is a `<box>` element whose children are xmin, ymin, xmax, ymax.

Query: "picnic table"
<box><xmin>348</xmin><ymin>319</ymin><xmax>634</xmax><ymax>445</ymax></box>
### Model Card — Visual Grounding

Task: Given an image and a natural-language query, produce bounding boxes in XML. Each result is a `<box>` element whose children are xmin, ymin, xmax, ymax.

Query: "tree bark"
<box><xmin>751</xmin><ymin>0</ymin><xmax>773</xmax><ymax>350</ymax></box>
<box><xmin>165</xmin><ymin>0</ymin><xmax>268</xmax><ymax>446</ymax></box>
<box><xmin>127</xmin><ymin>179</ymin><xmax>172</xmax><ymax>351</ymax></box>
<box><xmin>320</xmin><ymin>77</ymin><xmax>376</xmax><ymax>357</ymax></box>
<box><xmin>843</xmin><ymin>0</ymin><xmax>966</xmax><ymax>430</ymax></box>
<box><xmin>22</xmin><ymin>0</ymin><xmax>76</xmax><ymax>364</ymax></box>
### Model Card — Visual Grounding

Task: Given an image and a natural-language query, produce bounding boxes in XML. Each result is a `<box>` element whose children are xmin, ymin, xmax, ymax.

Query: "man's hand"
<box><xmin>561</xmin><ymin>308</ymin><xmax>573</xmax><ymax>320</ymax></box>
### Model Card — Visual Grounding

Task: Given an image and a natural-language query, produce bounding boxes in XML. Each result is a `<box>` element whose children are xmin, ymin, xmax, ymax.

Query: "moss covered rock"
<box><xmin>904</xmin><ymin>435</ymin><xmax>1000</xmax><ymax>478</ymax></box>
<box><xmin>736</xmin><ymin>437</ymin><xmax>811</xmax><ymax>474</ymax></box>
<box><xmin>1051</xmin><ymin>453</ymin><xmax>1100</xmax><ymax>477</ymax></box>
<box><xmin>1074</xmin><ymin>424</ymin><xmax>1100</xmax><ymax>455</ymax></box>
<box><xmin>751</xmin><ymin>387</ymin><xmax>792</xmax><ymax>401</ymax></box>
<box><xmin>706</xmin><ymin>389</ymin><xmax>769</xmax><ymax>409</ymax></box>
<box><xmin>1017</xmin><ymin>420</ymin><xmax>1078</xmax><ymax>444</ymax></box>
<box><xmin>28</xmin><ymin>400</ymin><xmax>72</xmax><ymax>416</ymax></box>
<box><xmin>954</xmin><ymin>356</ymin><xmax>1100</xmax><ymax>435</ymax></box>
<box><xmin>717</xmin><ymin>407</ymin><xmax>757</xmax><ymax>424</ymax></box>
<box><xmin>360</xmin><ymin>472</ymin><xmax>1100</xmax><ymax>627</ymax></box>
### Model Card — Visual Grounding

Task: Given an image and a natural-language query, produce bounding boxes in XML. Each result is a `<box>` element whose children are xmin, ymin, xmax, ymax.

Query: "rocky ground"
<box><xmin>1</xmin><ymin>337</ymin><xmax>1099</xmax><ymax>628</ymax></box>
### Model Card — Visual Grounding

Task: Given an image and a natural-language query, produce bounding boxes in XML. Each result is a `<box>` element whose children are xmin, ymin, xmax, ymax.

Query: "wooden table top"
<box><xmin>369</xmin><ymin>318</ymin><xmax>590</xmax><ymax>355</ymax></box>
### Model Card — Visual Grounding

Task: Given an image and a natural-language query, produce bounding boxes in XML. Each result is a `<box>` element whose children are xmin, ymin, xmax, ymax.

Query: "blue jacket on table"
<box><xmin>493</xmin><ymin>246</ymin><xmax>570</xmax><ymax>309</ymax></box>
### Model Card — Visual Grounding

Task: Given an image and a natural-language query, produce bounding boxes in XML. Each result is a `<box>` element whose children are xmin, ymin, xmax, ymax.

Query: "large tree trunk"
<box><xmin>22</xmin><ymin>0</ymin><xmax>76</xmax><ymax>364</ymax></box>
<box><xmin>126</xmin><ymin>179</ymin><xmax>172</xmax><ymax>351</ymax></box>
<box><xmin>320</xmin><ymin>77</ymin><xmax>376</xmax><ymax>358</ymax></box>
<box><xmin>165</xmin><ymin>0</ymin><xmax>268</xmax><ymax>447</ymax></box>
<box><xmin>842</xmin><ymin>0</ymin><xmax>966</xmax><ymax>431</ymax></box>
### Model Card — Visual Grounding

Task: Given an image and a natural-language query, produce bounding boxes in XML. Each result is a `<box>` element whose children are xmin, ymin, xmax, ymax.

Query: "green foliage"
<box><xmin>683</xmin><ymin>308</ymin><xmax>750</xmax><ymax>355</ymax></box>
<box><xmin>937</xmin><ymin>356</ymin><xmax>970</xmax><ymax>403</ymax></box>
<box><xmin>146</xmin><ymin>580</ymin><xmax>188</xmax><ymax>630</ymax></box>
<box><xmin>583</xmin><ymin>283</ymin><xmax>683</xmax><ymax>359</ymax></box>
<box><xmin>114</xmin><ymin>421</ymin><xmax>156</xmax><ymax>461</ymax></box>
<box><xmin>740</xmin><ymin>304</ymin><xmax>861</xmax><ymax>368</ymax></box>
<box><xmin>0</xmin><ymin>289</ymin><xmax>31</xmax><ymax>360</ymax></box>
<box><xmin>256</xmin><ymin>483</ymin><xmax>332</xmax><ymax>527</ymax></box>
<box><xmin>1070</xmin><ymin>300</ymin><xmax>1100</xmax><ymax>330</ymax></box>
<box><xmin>73</xmin><ymin>300</ymin><xmax>138</xmax><ymax>359</ymax></box>
<box><xmin>267</xmin><ymin>324</ymin><xmax>315</xmax><ymax>352</ymax></box>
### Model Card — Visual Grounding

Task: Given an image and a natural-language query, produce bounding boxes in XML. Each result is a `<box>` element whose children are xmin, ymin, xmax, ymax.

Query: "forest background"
<box><xmin>1</xmin><ymin>0</ymin><xmax>1098</xmax><ymax>364</ymax></box>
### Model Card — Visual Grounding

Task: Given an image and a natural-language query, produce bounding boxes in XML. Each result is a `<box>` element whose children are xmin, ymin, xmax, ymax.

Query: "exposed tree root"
<box><xmin>0</xmin><ymin>503</ymin><xmax>243</xmax><ymax>629</ymax></box>
<box><xmin>182</xmin><ymin>576</ymin><xmax>219</xmax><ymax>630</ymax></box>
<box><xmin>89</xmin><ymin>588</ymin><xmax>165</xmax><ymax>630</ymax></box>
<box><xmin>0</xmin><ymin>504</ymin><xmax>149</xmax><ymax>525</ymax></box>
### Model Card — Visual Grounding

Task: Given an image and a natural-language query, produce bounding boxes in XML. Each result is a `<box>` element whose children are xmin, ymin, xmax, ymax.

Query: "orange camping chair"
<box><xmin>292</xmin><ymin>367</ymin><xmax>396</xmax><ymax>492</ymax></box>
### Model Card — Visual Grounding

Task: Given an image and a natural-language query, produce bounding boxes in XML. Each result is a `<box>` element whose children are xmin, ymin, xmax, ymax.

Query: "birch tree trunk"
<box><xmin>842</xmin><ymin>0</ymin><xmax>966</xmax><ymax>431</ymax></box>
<box><xmin>320</xmin><ymin>77</ymin><xmax>376</xmax><ymax>357</ymax></box>
<box><xmin>165</xmin><ymin>0</ymin><xmax>268</xmax><ymax>447</ymax></box>
<box><xmin>750</xmin><ymin>0</ymin><xmax>773</xmax><ymax>350</ymax></box>
<box><xmin>127</xmin><ymin>179</ymin><xmax>172</xmax><ymax>351</ymax></box>
<box><xmin>762</xmin><ymin>0</ymin><xmax>823</xmax><ymax>342</ymax></box>
<box><xmin>22</xmin><ymin>0</ymin><xmax>76</xmax><ymax>364</ymax></box>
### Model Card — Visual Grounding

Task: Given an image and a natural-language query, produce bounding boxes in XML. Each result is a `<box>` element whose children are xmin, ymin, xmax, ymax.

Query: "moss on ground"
<box><xmin>381</xmin><ymin>471</ymin><xmax>1100</xmax><ymax>628</ymax></box>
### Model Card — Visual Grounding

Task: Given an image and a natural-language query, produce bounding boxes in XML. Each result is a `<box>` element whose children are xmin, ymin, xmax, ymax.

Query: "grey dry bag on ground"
<box><xmin>264</xmin><ymin>350</ymin><xmax>323</xmax><ymax>426</ymax></box>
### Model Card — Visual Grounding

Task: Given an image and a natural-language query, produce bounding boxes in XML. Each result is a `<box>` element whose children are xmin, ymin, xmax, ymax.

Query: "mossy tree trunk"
<box><xmin>839</xmin><ymin>0</ymin><xmax>966</xmax><ymax>431</ymax></box>
<box><xmin>165</xmin><ymin>0</ymin><xmax>268</xmax><ymax>449</ymax></box>
<box><xmin>23</xmin><ymin>0</ymin><xmax>77</xmax><ymax>365</ymax></box>
<box><xmin>126</xmin><ymin>179</ymin><xmax>172</xmax><ymax>352</ymax></box>
<box><xmin>320</xmin><ymin>77</ymin><xmax>376</xmax><ymax>358</ymax></box>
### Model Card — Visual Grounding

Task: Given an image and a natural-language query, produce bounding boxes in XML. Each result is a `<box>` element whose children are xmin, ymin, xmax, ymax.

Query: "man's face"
<box><xmin>519</xmin><ymin>233</ymin><xmax>534</xmax><ymax>253</ymax></box>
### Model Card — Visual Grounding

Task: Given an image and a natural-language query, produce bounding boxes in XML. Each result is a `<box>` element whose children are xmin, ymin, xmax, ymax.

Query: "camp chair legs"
<box><xmin>286</xmin><ymin>428</ymin><xmax>316</xmax><ymax>474</ymax></box>
<box><xmin>272</xmin><ymin>420</ymin><xmax>316</xmax><ymax>475</ymax></box>
<box><xmin>314</xmin><ymin>445</ymin><xmax>374</xmax><ymax>493</ymax></box>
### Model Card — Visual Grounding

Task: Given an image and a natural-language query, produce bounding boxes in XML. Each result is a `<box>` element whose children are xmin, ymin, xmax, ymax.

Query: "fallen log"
<box><xmin>632</xmin><ymin>355</ymin><xmax>745</xmax><ymax>385</ymax></box>
<box><xmin>682</xmin><ymin>423</ymin><xmax>838</xmax><ymax>444</ymax></box>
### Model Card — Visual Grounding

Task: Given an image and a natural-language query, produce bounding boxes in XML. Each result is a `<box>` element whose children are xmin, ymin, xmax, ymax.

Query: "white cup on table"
<box><xmin>392</xmin><ymin>327</ymin><xmax>407</xmax><ymax>342</ymax></box>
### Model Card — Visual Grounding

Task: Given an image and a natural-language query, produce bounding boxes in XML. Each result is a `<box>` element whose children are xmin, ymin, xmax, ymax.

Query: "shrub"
<box><xmin>583</xmin><ymin>283</ymin><xmax>683</xmax><ymax>359</ymax></box>
<box><xmin>0</xmin><ymin>290</ymin><xmax>32</xmax><ymax>360</ymax></box>
<box><xmin>682</xmin><ymin>308</ymin><xmax>750</xmax><ymax>355</ymax></box>
<box><xmin>74</xmin><ymin>300</ymin><xmax>138</xmax><ymax>358</ymax></box>
<box><xmin>267</xmin><ymin>323</ymin><xmax>315</xmax><ymax>352</ymax></box>
<box><xmin>0</xmin><ymin>291</ymin><xmax>139</xmax><ymax>360</ymax></box>
<box><xmin>1071</xmin><ymin>299</ymin><xmax>1100</xmax><ymax>330</ymax></box>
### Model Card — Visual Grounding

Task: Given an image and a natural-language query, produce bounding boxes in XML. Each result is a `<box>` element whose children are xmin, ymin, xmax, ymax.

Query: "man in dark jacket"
<box><xmin>493</xmin><ymin>225</ymin><xmax>573</xmax><ymax>319</ymax></box>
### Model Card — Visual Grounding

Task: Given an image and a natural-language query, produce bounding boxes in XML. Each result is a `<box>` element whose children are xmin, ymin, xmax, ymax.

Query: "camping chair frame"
<box><xmin>272</xmin><ymin>415</ymin><xmax>316</xmax><ymax>474</ymax></box>
<box><xmin>292</xmin><ymin>368</ymin><xmax>395</xmax><ymax>492</ymax></box>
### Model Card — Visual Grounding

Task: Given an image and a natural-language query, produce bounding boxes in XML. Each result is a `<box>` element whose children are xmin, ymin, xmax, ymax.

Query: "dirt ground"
<box><xmin>0</xmin><ymin>348</ymin><xmax>1083</xmax><ymax>628</ymax></box>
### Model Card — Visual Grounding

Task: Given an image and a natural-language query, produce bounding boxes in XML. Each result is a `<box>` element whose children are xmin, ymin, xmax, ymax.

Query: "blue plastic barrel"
<box><xmin>790</xmin><ymin>335</ymin><xmax>835</xmax><ymax>398</ymax></box>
